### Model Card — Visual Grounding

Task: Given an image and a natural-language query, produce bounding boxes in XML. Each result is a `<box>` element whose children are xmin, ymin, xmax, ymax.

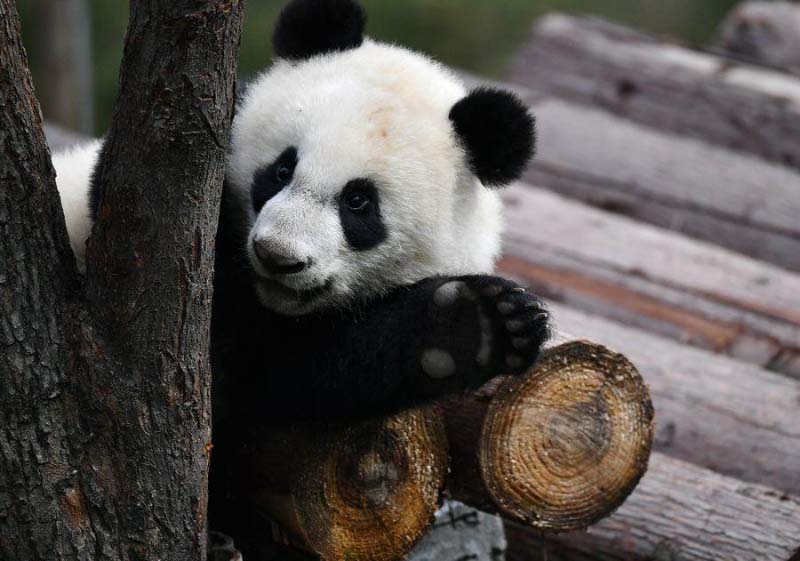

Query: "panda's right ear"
<box><xmin>273</xmin><ymin>0</ymin><xmax>366</xmax><ymax>61</ymax></box>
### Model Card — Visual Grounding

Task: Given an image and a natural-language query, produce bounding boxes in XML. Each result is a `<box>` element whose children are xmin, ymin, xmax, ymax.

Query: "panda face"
<box><xmin>227</xmin><ymin>41</ymin><xmax>512</xmax><ymax>315</ymax></box>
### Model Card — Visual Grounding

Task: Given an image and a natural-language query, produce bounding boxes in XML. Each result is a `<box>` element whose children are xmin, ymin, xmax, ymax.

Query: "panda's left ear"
<box><xmin>273</xmin><ymin>0</ymin><xmax>367</xmax><ymax>61</ymax></box>
<box><xmin>450</xmin><ymin>88</ymin><xmax>536</xmax><ymax>188</ymax></box>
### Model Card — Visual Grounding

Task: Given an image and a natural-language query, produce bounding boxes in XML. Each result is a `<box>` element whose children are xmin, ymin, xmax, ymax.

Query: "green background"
<box><xmin>19</xmin><ymin>0</ymin><xmax>739</xmax><ymax>135</ymax></box>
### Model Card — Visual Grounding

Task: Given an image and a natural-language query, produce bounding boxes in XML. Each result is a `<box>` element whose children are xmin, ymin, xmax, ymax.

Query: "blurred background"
<box><xmin>18</xmin><ymin>0</ymin><xmax>738</xmax><ymax>136</ymax></box>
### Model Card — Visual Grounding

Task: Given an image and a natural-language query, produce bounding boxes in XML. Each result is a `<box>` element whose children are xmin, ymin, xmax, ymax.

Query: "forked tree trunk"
<box><xmin>0</xmin><ymin>1</ymin><xmax>244</xmax><ymax>560</ymax></box>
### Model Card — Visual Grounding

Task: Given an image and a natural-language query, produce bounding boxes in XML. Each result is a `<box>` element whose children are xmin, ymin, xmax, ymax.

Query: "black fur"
<box><xmin>338</xmin><ymin>178</ymin><xmax>387</xmax><ymax>251</ymax></box>
<box><xmin>212</xmin><ymin>208</ymin><xmax>550</xmax><ymax>421</ymax></box>
<box><xmin>449</xmin><ymin>87</ymin><xmax>536</xmax><ymax>187</ymax></box>
<box><xmin>273</xmin><ymin>0</ymin><xmax>366</xmax><ymax>61</ymax></box>
<box><xmin>251</xmin><ymin>146</ymin><xmax>298</xmax><ymax>212</ymax></box>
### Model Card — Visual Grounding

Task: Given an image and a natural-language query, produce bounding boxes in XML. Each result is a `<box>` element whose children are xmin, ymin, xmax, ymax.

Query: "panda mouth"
<box><xmin>258</xmin><ymin>277</ymin><xmax>334</xmax><ymax>303</ymax></box>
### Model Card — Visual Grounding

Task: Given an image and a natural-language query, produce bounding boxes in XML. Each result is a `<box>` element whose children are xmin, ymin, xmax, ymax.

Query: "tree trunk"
<box><xmin>0</xmin><ymin>1</ymin><xmax>244</xmax><ymax>560</ymax></box>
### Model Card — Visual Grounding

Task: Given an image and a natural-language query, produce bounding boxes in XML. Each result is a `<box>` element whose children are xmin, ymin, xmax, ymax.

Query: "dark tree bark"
<box><xmin>0</xmin><ymin>1</ymin><xmax>244</xmax><ymax>560</ymax></box>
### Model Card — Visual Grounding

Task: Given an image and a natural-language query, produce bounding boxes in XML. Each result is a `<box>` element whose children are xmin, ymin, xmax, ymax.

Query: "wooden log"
<box><xmin>505</xmin><ymin>453</ymin><xmax>800</xmax><ymax>561</ymax></box>
<box><xmin>217</xmin><ymin>339</ymin><xmax>653</xmax><ymax>559</ymax></box>
<box><xmin>499</xmin><ymin>183</ymin><xmax>800</xmax><ymax>377</ymax></box>
<box><xmin>215</xmin><ymin>408</ymin><xmax>449</xmax><ymax>561</ymax></box>
<box><xmin>507</xmin><ymin>14</ymin><xmax>800</xmax><ymax>169</ymax></box>
<box><xmin>539</xmin><ymin>303</ymin><xmax>800</xmax><ymax>496</ymax></box>
<box><xmin>517</xmin><ymin>94</ymin><xmax>800</xmax><ymax>271</ymax></box>
<box><xmin>713</xmin><ymin>1</ymin><xmax>800</xmax><ymax>74</ymax></box>
<box><xmin>444</xmin><ymin>339</ymin><xmax>654</xmax><ymax>532</ymax></box>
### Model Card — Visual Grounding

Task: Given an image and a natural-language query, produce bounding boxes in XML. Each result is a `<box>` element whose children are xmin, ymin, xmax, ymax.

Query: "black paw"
<box><xmin>420</xmin><ymin>276</ymin><xmax>550</xmax><ymax>388</ymax></box>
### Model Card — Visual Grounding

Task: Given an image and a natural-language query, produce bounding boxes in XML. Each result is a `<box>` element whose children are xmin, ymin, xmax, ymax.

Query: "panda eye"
<box><xmin>275</xmin><ymin>164</ymin><xmax>292</xmax><ymax>184</ymax></box>
<box><xmin>345</xmin><ymin>189</ymin><xmax>370</xmax><ymax>212</ymax></box>
<box><xmin>251</xmin><ymin>146</ymin><xmax>298</xmax><ymax>212</ymax></box>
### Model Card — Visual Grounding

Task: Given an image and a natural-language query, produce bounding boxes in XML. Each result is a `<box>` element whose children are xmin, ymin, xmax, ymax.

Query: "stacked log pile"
<box><xmin>505</xmin><ymin>14</ymin><xmax>800</xmax><ymax>272</ymax></box>
<box><xmin>491</xmin><ymin>3</ymin><xmax>800</xmax><ymax>559</ymax></box>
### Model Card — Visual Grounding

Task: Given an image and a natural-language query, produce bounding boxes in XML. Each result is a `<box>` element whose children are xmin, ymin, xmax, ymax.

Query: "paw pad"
<box><xmin>497</xmin><ymin>301</ymin><xmax>516</xmax><ymax>315</ymax></box>
<box><xmin>421</xmin><ymin>349</ymin><xmax>457</xmax><ymax>379</ymax></box>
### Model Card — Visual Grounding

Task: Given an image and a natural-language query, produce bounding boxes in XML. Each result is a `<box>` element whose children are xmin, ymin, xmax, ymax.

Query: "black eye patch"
<box><xmin>339</xmin><ymin>179</ymin><xmax>387</xmax><ymax>251</ymax></box>
<box><xmin>251</xmin><ymin>146</ymin><xmax>298</xmax><ymax>212</ymax></box>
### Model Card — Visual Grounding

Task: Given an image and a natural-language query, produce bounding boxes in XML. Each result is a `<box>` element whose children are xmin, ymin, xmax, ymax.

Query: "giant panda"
<box><xmin>212</xmin><ymin>0</ymin><xmax>550</xmax><ymax>423</ymax></box>
<box><xmin>53</xmin><ymin>0</ymin><xmax>549</xmax><ymax>422</ymax></box>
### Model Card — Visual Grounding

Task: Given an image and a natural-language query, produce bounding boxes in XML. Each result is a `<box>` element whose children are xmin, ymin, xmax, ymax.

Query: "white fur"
<box><xmin>51</xmin><ymin>40</ymin><xmax>506</xmax><ymax>315</ymax></box>
<box><xmin>52</xmin><ymin>140</ymin><xmax>101</xmax><ymax>273</ymax></box>
<box><xmin>229</xmin><ymin>40</ymin><xmax>503</xmax><ymax>314</ymax></box>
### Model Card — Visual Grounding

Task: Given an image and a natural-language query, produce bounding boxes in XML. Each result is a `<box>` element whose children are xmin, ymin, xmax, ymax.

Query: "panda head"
<box><xmin>227</xmin><ymin>0</ymin><xmax>535</xmax><ymax>315</ymax></box>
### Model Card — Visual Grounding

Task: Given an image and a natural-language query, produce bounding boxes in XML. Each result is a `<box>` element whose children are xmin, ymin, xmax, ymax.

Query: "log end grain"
<box><xmin>480</xmin><ymin>341</ymin><xmax>654</xmax><ymax>531</ymax></box>
<box><xmin>226</xmin><ymin>408</ymin><xmax>448</xmax><ymax>561</ymax></box>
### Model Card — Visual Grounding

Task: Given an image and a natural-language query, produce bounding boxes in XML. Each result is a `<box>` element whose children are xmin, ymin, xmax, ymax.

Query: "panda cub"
<box><xmin>54</xmin><ymin>0</ymin><xmax>549</xmax><ymax>421</ymax></box>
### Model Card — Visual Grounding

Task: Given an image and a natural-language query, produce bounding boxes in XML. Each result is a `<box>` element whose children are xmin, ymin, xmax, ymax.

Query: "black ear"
<box><xmin>449</xmin><ymin>88</ymin><xmax>536</xmax><ymax>187</ymax></box>
<box><xmin>273</xmin><ymin>0</ymin><xmax>366</xmax><ymax>61</ymax></box>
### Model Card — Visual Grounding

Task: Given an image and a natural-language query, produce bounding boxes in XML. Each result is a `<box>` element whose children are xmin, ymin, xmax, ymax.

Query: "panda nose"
<box><xmin>253</xmin><ymin>240</ymin><xmax>309</xmax><ymax>275</ymax></box>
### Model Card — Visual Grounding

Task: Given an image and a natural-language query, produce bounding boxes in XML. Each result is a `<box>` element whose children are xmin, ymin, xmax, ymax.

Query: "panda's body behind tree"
<box><xmin>53</xmin><ymin>0</ymin><xmax>548</xmax><ymax>421</ymax></box>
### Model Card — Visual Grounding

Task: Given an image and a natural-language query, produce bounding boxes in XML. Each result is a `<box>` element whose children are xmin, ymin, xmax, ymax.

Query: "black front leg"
<box><xmin>260</xmin><ymin>275</ymin><xmax>550</xmax><ymax>420</ymax></box>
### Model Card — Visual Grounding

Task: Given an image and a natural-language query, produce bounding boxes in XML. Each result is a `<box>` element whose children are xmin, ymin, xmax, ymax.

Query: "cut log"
<box><xmin>538</xmin><ymin>303</ymin><xmax>800</xmax><ymax>496</ymax></box>
<box><xmin>215</xmin><ymin>408</ymin><xmax>448</xmax><ymax>561</ymax></box>
<box><xmin>517</xmin><ymin>95</ymin><xmax>800</xmax><ymax>271</ymax></box>
<box><xmin>216</xmin><ymin>339</ymin><xmax>653</xmax><ymax>559</ymax></box>
<box><xmin>444</xmin><ymin>339</ymin><xmax>654</xmax><ymax>532</ymax></box>
<box><xmin>499</xmin><ymin>183</ymin><xmax>800</xmax><ymax>377</ymax></box>
<box><xmin>713</xmin><ymin>1</ymin><xmax>800</xmax><ymax>74</ymax></box>
<box><xmin>508</xmin><ymin>14</ymin><xmax>800</xmax><ymax>169</ymax></box>
<box><xmin>505</xmin><ymin>453</ymin><xmax>800</xmax><ymax>561</ymax></box>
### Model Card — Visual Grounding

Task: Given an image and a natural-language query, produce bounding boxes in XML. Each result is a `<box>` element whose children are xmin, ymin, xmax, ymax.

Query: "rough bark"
<box><xmin>0</xmin><ymin>1</ymin><xmax>81</xmax><ymax>559</ymax></box>
<box><xmin>499</xmin><ymin>182</ymin><xmax>800</xmax><ymax>377</ymax></box>
<box><xmin>0</xmin><ymin>1</ymin><xmax>244</xmax><ymax>560</ymax></box>
<box><xmin>505</xmin><ymin>453</ymin><xmax>800</xmax><ymax>561</ymax></box>
<box><xmin>507</xmin><ymin>14</ymin><xmax>800</xmax><ymax>170</ymax></box>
